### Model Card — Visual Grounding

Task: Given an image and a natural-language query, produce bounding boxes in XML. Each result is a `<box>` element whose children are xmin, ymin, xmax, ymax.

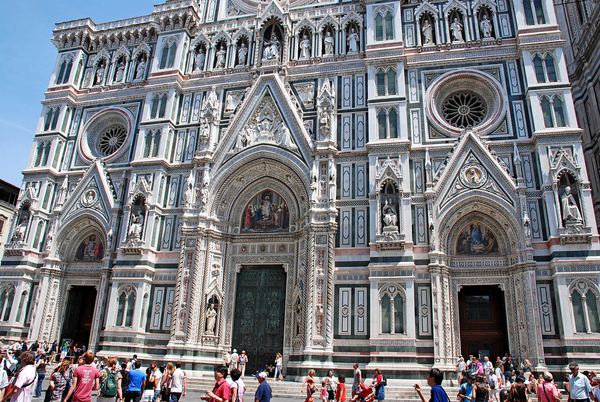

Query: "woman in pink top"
<box><xmin>64</xmin><ymin>351</ymin><xmax>101</xmax><ymax>402</ymax></box>
<box><xmin>536</xmin><ymin>372</ymin><xmax>560</xmax><ymax>402</ymax></box>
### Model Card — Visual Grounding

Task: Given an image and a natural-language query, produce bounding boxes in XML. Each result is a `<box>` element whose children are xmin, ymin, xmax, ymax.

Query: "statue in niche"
<box><xmin>115</xmin><ymin>61</ymin><xmax>126</xmax><ymax>82</ymax></box>
<box><xmin>200</xmin><ymin>182</ymin><xmax>209</xmax><ymax>212</ymax></box>
<box><xmin>310</xmin><ymin>176</ymin><xmax>319</xmax><ymax>203</ymax></box>
<box><xmin>184</xmin><ymin>181</ymin><xmax>194</xmax><ymax>208</ymax></box>
<box><xmin>323</xmin><ymin>31</ymin><xmax>334</xmax><ymax>56</ymax></box>
<box><xmin>422</xmin><ymin>19</ymin><xmax>433</xmax><ymax>44</ymax></box>
<box><xmin>233</xmin><ymin>128</ymin><xmax>250</xmax><ymax>152</ymax></box>
<box><xmin>135</xmin><ymin>56</ymin><xmax>147</xmax><ymax>81</ymax></box>
<box><xmin>382</xmin><ymin>200</ymin><xmax>398</xmax><ymax>228</ymax></box>
<box><xmin>129</xmin><ymin>211</ymin><xmax>145</xmax><ymax>238</ymax></box>
<box><xmin>12</xmin><ymin>213</ymin><xmax>29</xmax><ymax>242</ymax></box>
<box><xmin>237</xmin><ymin>42</ymin><xmax>248</xmax><ymax>66</ymax></box>
<box><xmin>561</xmin><ymin>186</ymin><xmax>582</xmax><ymax>223</ymax></box>
<box><xmin>199</xmin><ymin>119</ymin><xmax>211</xmax><ymax>143</ymax></box>
<box><xmin>347</xmin><ymin>28</ymin><xmax>359</xmax><ymax>54</ymax></box>
<box><xmin>95</xmin><ymin>63</ymin><xmax>105</xmax><ymax>85</ymax></box>
<box><xmin>275</xmin><ymin>123</ymin><xmax>297</xmax><ymax>150</ymax></box>
<box><xmin>205</xmin><ymin>304</ymin><xmax>217</xmax><ymax>335</ymax></box>
<box><xmin>295</xmin><ymin>298</ymin><xmax>303</xmax><ymax>335</ymax></box>
<box><xmin>319</xmin><ymin>109</ymin><xmax>331</xmax><ymax>140</ymax></box>
<box><xmin>329</xmin><ymin>174</ymin><xmax>336</xmax><ymax>202</ymax></box>
<box><xmin>450</xmin><ymin>18</ymin><xmax>464</xmax><ymax>42</ymax></box>
<box><xmin>216</xmin><ymin>46</ymin><xmax>227</xmax><ymax>68</ymax></box>
<box><xmin>194</xmin><ymin>48</ymin><xmax>206</xmax><ymax>72</ymax></box>
<box><xmin>299</xmin><ymin>34</ymin><xmax>311</xmax><ymax>59</ymax></box>
<box><xmin>480</xmin><ymin>14</ymin><xmax>493</xmax><ymax>38</ymax></box>
<box><xmin>263</xmin><ymin>37</ymin><xmax>281</xmax><ymax>61</ymax></box>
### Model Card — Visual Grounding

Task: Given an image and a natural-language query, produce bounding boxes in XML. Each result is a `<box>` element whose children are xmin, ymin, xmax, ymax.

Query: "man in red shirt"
<box><xmin>64</xmin><ymin>351</ymin><xmax>101</xmax><ymax>402</ymax></box>
<box><xmin>201</xmin><ymin>366</ymin><xmax>231</xmax><ymax>402</ymax></box>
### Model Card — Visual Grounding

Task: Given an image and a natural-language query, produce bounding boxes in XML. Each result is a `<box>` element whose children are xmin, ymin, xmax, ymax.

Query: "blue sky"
<box><xmin>0</xmin><ymin>1</ymin><xmax>154</xmax><ymax>186</ymax></box>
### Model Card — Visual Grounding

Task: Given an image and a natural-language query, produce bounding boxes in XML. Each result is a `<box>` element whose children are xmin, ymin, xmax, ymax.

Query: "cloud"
<box><xmin>0</xmin><ymin>119</ymin><xmax>35</xmax><ymax>134</ymax></box>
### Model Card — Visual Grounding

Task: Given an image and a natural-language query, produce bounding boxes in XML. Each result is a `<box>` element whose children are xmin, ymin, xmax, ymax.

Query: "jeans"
<box><xmin>170</xmin><ymin>392</ymin><xmax>182</xmax><ymax>402</ymax></box>
<box><xmin>274</xmin><ymin>366</ymin><xmax>282</xmax><ymax>379</ymax></box>
<box><xmin>35</xmin><ymin>372</ymin><xmax>46</xmax><ymax>397</ymax></box>
<box><xmin>125</xmin><ymin>391</ymin><xmax>142</xmax><ymax>402</ymax></box>
<box><xmin>504</xmin><ymin>371</ymin><xmax>512</xmax><ymax>384</ymax></box>
<box><xmin>153</xmin><ymin>389</ymin><xmax>161</xmax><ymax>402</ymax></box>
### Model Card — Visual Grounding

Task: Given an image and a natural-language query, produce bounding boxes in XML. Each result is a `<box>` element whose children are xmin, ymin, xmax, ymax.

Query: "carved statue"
<box><xmin>216</xmin><ymin>46</ymin><xmax>227</xmax><ymax>68</ymax></box>
<box><xmin>135</xmin><ymin>58</ymin><xmax>146</xmax><ymax>80</ymax></box>
<box><xmin>310</xmin><ymin>176</ymin><xmax>319</xmax><ymax>203</ymax></box>
<box><xmin>12</xmin><ymin>214</ymin><xmax>29</xmax><ymax>242</ymax></box>
<box><xmin>115</xmin><ymin>61</ymin><xmax>126</xmax><ymax>82</ymax></box>
<box><xmin>205</xmin><ymin>304</ymin><xmax>217</xmax><ymax>335</ymax></box>
<box><xmin>329</xmin><ymin>174</ymin><xmax>336</xmax><ymax>202</ymax></box>
<box><xmin>106</xmin><ymin>227</ymin><xmax>114</xmax><ymax>252</ymax></box>
<box><xmin>382</xmin><ymin>200</ymin><xmax>398</xmax><ymax>228</ymax></box>
<box><xmin>237</xmin><ymin>42</ymin><xmax>248</xmax><ymax>66</ymax></box>
<box><xmin>275</xmin><ymin>123</ymin><xmax>297</xmax><ymax>149</ymax></box>
<box><xmin>299</xmin><ymin>34</ymin><xmax>311</xmax><ymax>59</ymax></box>
<box><xmin>199</xmin><ymin>119</ymin><xmax>211</xmax><ymax>143</ymax></box>
<box><xmin>200</xmin><ymin>182</ymin><xmax>209</xmax><ymax>211</ymax></box>
<box><xmin>295</xmin><ymin>299</ymin><xmax>302</xmax><ymax>335</ymax></box>
<box><xmin>194</xmin><ymin>48</ymin><xmax>206</xmax><ymax>72</ymax></box>
<box><xmin>422</xmin><ymin>20</ymin><xmax>433</xmax><ymax>45</ymax></box>
<box><xmin>323</xmin><ymin>31</ymin><xmax>334</xmax><ymax>56</ymax></box>
<box><xmin>95</xmin><ymin>64</ymin><xmax>105</xmax><ymax>85</ymax></box>
<box><xmin>347</xmin><ymin>28</ymin><xmax>359</xmax><ymax>54</ymax></box>
<box><xmin>263</xmin><ymin>37</ymin><xmax>281</xmax><ymax>61</ymax></box>
<box><xmin>480</xmin><ymin>14</ymin><xmax>493</xmax><ymax>38</ymax></box>
<box><xmin>233</xmin><ymin>128</ymin><xmax>250</xmax><ymax>152</ymax></box>
<box><xmin>184</xmin><ymin>181</ymin><xmax>194</xmax><ymax>208</ymax></box>
<box><xmin>129</xmin><ymin>211</ymin><xmax>145</xmax><ymax>238</ymax></box>
<box><xmin>319</xmin><ymin>109</ymin><xmax>331</xmax><ymax>140</ymax></box>
<box><xmin>450</xmin><ymin>18</ymin><xmax>464</xmax><ymax>42</ymax></box>
<box><xmin>561</xmin><ymin>186</ymin><xmax>582</xmax><ymax>223</ymax></box>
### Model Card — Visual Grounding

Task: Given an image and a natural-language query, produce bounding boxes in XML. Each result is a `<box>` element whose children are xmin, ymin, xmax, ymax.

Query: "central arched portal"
<box><xmin>232</xmin><ymin>265</ymin><xmax>287</xmax><ymax>374</ymax></box>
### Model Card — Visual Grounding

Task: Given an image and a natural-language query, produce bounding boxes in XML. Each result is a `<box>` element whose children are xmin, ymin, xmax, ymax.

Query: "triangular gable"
<box><xmin>434</xmin><ymin>132</ymin><xmax>518</xmax><ymax>212</ymax></box>
<box><xmin>414</xmin><ymin>1</ymin><xmax>438</xmax><ymax>19</ymax></box>
<box><xmin>59</xmin><ymin>160</ymin><xmax>115</xmax><ymax>230</ymax></box>
<box><xmin>259</xmin><ymin>1</ymin><xmax>286</xmax><ymax>27</ymax></box>
<box><xmin>212</xmin><ymin>74</ymin><xmax>312</xmax><ymax>169</ymax></box>
<box><xmin>443</xmin><ymin>0</ymin><xmax>468</xmax><ymax>16</ymax></box>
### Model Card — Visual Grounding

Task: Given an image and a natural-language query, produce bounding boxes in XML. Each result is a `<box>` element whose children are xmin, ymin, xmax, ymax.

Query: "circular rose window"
<box><xmin>98</xmin><ymin>125</ymin><xmax>127</xmax><ymax>156</ymax></box>
<box><xmin>426</xmin><ymin>70</ymin><xmax>507</xmax><ymax>136</ymax></box>
<box><xmin>79</xmin><ymin>108</ymin><xmax>133</xmax><ymax>162</ymax></box>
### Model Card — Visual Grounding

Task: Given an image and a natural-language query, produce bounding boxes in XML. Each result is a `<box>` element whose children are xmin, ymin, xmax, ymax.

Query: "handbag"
<box><xmin>43</xmin><ymin>387</ymin><xmax>53</xmax><ymax>402</ymax></box>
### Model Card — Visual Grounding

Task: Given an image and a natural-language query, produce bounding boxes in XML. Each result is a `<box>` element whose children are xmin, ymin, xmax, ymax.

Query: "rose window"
<box><xmin>98</xmin><ymin>126</ymin><xmax>127</xmax><ymax>156</ymax></box>
<box><xmin>442</xmin><ymin>93</ymin><xmax>487</xmax><ymax>128</ymax></box>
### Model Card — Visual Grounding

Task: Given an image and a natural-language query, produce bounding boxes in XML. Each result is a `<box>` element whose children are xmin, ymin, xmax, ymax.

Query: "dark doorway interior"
<box><xmin>458</xmin><ymin>285</ymin><xmax>509</xmax><ymax>360</ymax></box>
<box><xmin>232</xmin><ymin>265</ymin><xmax>286</xmax><ymax>375</ymax></box>
<box><xmin>61</xmin><ymin>286</ymin><xmax>97</xmax><ymax>347</ymax></box>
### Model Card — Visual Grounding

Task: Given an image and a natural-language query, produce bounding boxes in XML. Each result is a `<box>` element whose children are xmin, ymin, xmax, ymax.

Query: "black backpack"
<box><xmin>380</xmin><ymin>375</ymin><xmax>387</xmax><ymax>387</ymax></box>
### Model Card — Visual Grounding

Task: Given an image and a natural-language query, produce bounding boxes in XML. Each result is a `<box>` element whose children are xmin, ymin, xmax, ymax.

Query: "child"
<box><xmin>336</xmin><ymin>375</ymin><xmax>347</xmax><ymax>402</ymax></box>
<box><xmin>322</xmin><ymin>381</ymin><xmax>329</xmax><ymax>402</ymax></box>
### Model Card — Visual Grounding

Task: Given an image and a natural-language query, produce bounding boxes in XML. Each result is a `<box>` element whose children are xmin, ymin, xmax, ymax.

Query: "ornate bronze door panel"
<box><xmin>232</xmin><ymin>265</ymin><xmax>286</xmax><ymax>375</ymax></box>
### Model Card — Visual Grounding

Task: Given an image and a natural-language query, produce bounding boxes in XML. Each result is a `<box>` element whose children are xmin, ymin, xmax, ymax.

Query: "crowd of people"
<box><xmin>300</xmin><ymin>364</ymin><xmax>385</xmax><ymax>402</ymax></box>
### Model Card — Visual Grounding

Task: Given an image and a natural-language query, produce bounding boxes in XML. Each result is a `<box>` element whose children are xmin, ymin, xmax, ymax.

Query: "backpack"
<box><xmin>120</xmin><ymin>370</ymin><xmax>129</xmax><ymax>392</ymax></box>
<box><xmin>380</xmin><ymin>375</ymin><xmax>387</xmax><ymax>387</ymax></box>
<box><xmin>101</xmin><ymin>371</ymin><xmax>119</xmax><ymax>397</ymax></box>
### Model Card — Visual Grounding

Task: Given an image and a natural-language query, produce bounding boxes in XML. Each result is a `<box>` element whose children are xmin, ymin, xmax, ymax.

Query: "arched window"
<box><xmin>144</xmin><ymin>131</ymin><xmax>153</xmax><ymax>158</ymax></box>
<box><xmin>553</xmin><ymin>97</ymin><xmax>566</xmax><ymax>127</ymax></box>
<box><xmin>34</xmin><ymin>142</ymin><xmax>44</xmax><ymax>167</ymax></box>
<box><xmin>379</xmin><ymin>284</ymin><xmax>405</xmax><ymax>334</ymax></box>
<box><xmin>56</xmin><ymin>61</ymin><xmax>67</xmax><ymax>85</ymax></box>
<box><xmin>152</xmin><ymin>130</ymin><xmax>161</xmax><ymax>157</ymax></box>
<box><xmin>0</xmin><ymin>284</ymin><xmax>15</xmax><ymax>322</ymax></box>
<box><xmin>376</xmin><ymin>70</ymin><xmax>386</xmax><ymax>96</ymax></box>
<box><xmin>376</xmin><ymin>68</ymin><xmax>397</xmax><ymax>96</ymax></box>
<box><xmin>541</xmin><ymin>97</ymin><xmax>554</xmax><ymax>127</ymax></box>
<box><xmin>150</xmin><ymin>96</ymin><xmax>160</xmax><ymax>119</ymax></box>
<box><xmin>63</xmin><ymin>59</ymin><xmax>73</xmax><ymax>84</ymax></box>
<box><xmin>44</xmin><ymin>109</ymin><xmax>53</xmax><ymax>131</ymax></box>
<box><xmin>42</xmin><ymin>141</ymin><xmax>52</xmax><ymax>166</ymax></box>
<box><xmin>533</xmin><ymin>55</ymin><xmax>546</xmax><ymax>82</ymax></box>
<box><xmin>524</xmin><ymin>0</ymin><xmax>546</xmax><ymax>25</ymax></box>
<box><xmin>571</xmin><ymin>282</ymin><xmax>600</xmax><ymax>333</ymax></box>
<box><xmin>389</xmin><ymin>108</ymin><xmax>398</xmax><ymax>138</ymax></box>
<box><xmin>387</xmin><ymin>69</ymin><xmax>397</xmax><ymax>95</ymax></box>
<box><xmin>15</xmin><ymin>291</ymin><xmax>28</xmax><ymax>323</ymax></box>
<box><xmin>51</xmin><ymin>108</ymin><xmax>61</xmax><ymax>131</ymax></box>
<box><xmin>158</xmin><ymin>94</ymin><xmax>168</xmax><ymax>119</ymax></box>
<box><xmin>375</xmin><ymin>10</ymin><xmax>394</xmax><ymax>41</ymax></box>
<box><xmin>115</xmin><ymin>284</ymin><xmax>136</xmax><ymax>327</ymax></box>
<box><xmin>545</xmin><ymin>55</ymin><xmax>557</xmax><ymax>82</ymax></box>
<box><xmin>378</xmin><ymin>110</ymin><xmax>387</xmax><ymax>139</ymax></box>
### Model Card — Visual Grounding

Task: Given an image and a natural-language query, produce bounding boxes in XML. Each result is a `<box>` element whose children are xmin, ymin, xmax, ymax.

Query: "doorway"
<box><xmin>61</xmin><ymin>286</ymin><xmax>97</xmax><ymax>347</ymax></box>
<box><xmin>458</xmin><ymin>285</ymin><xmax>508</xmax><ymax>360</ymax></box>
<box><xmin>232</xmin><ymin>266</ymin><xmax>286</xmax><ymax>375</ymax></box>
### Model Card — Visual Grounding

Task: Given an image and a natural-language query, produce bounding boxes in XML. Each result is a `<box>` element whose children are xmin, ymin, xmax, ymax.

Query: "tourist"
<box><xmin>254</xmin><ymin>372</ymin><xmax>271</xmax><ymax>402</ymax></box>
<box><xmin>568</xmin><ymin>362</ymin><xmax>593</xmax><ymax>402</ymax></box>
<box><xmin>150</xmin><ymin>363</ymin><xmax>162</xmax><ymax>402</ymax></box>
<box><xmin>230</xmin><ymin>369</ymin><xmax>245</xmax><ymax>402</ymax></box>
<box><xmin>521</xmin><ymin>360</ymin><xmax>532</xmax><ymax>380</ymax></box>
<box><xmin>351</xmin><ymin>364</ymin><xmax>362</xmax><ymax>398</ymax></box>
<box><xmin>371</xmin><ymin>369</ymin><xmax>385</xmax><ymax>402</ymax></box>
<box><xmin>2</xmin><ymin>351</ymin><xmax>37</xmax><ymax>402</ymax></box>
<box><xmin>321</xmin><ymin>381</ymin><xmax>328</xmax><ymax>402</ymax></box>
<box><xmin>48</xmin><ymin>359</ymin><xmax>72</xmax><ymax>402</ymax></box>
<box><xmin>415</xmin><ymin>368</ymin><xmax>449</xmax><ymax>402</ymax></box>
<box><xmin>473</xmin><ymin>375</ymin><xmax>488</xmax><ymax>402</ymax></box>
<box><xmin>98</xmin><ymin>357</ymin><xmax>122</xmax><ymax>402</ymax></box>
<box><xmin>336</xmin><ymin>375</ymin><xmax>346</xmax><ymax>402</ymax></box>
<box><xmin>503</xmin><ymin>356</ymin><xmax>515</xmax><ymax>386</ymax></box>
<box><xmin>537</xmin><ymin>372</ymin><xmax>559</xmax><ymax>402</ymax></box>
<box><xmin>592</xmin><ymin>376</ymin><xmax>600</xmax><ymax>402</ymax></box>
<box><xmin>65</xmin><ymin>351</ymin><xmax>100</xmax><ymax>402</ymax></box>
<box><xmin>273</xmin><ymin>354</ymin><xmax>282</xmax><ymax>381</ymax></box>
<box><xmin>489</xmin><ymin>369</ymin><xmax>499</xmax><ymax>402</ymax></box>
<box><xmin>458</xmin><ymin>374</ymin><xmax>476</xmax><ymax>402</ymax></box>
<box><xmin>238</xmin><ymin>352</ymin><xmax>248</xmax><ymax>378</ymax></box>
<box><xmin>120</xmin><ymin>362</ymin><xmax>130</xmax><ymax>401</ymax></box>
<box><xmin>230</xmin><ymin>350</ymin><xmax>239</xmax><ymax>371</ymax></box>
<box><xmin>326</xmin><ymin>370</ymin><xmax>337</xmax><ymax>402</ymax></box>
<box><xmin>483</xmin><ymin>357</ymin><xmax>493</xmax><ymax>383</ymax></box>
<box><xmin>0</xmin><ymin>355</ymin><xmax>9</xmax><ymax>400</ymax></box>
<box><xmin>125</xmin><ymin>361</ymin><xmax>146</xmax><ymax>402</ymax></box>
<box><xmin>301</xmin><ymin>369</ymin><xmax>317</xmax><ymax>402</ymax></box>
<box><xmin>472</xmin><ymin>358</ymin><xmax>483</xmax><ymax>376</ymax></box>
<box><xmin>224</xmin><ymin>351</ymin><xmax>231</xmax><ymax>372</ymax></box>
<box><xmin>457</xmin><ymin>357</ymin><xmax>466</xmax><ymax>384</ymax></box>
<box><xmin>506</xmin><ymin>383</ymin><xmax>527</xmax><ymax>402</ymax></box>
<box><xmin>141</xmin><ymin>368</ymin><xmax>155</xmax><ymax>402</ymax></box>
<box><xmin>34</xmin><ymin>354</ymin><xmax>47</xmax><ymax>397</ymax></box>
<box><xmin>159</xmin><ymin>363</ymin><xmax>173</xmax><ymax>402</ymax></box>
<box><xmin>201</xmin><ymin>366</ymin><xmax>230</xmax><ymax>402</ymax></box>
<box><xmin>169</xmin><ymin>362</ymin><xmax>186</xmax><ymax>402</ymax></box>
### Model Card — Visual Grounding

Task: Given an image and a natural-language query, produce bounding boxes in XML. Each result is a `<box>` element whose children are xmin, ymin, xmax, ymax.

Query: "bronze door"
<box><xmin>232</xmin><ymin>266</ymin><xmax>286</xmax><ymax>375</ymax></box>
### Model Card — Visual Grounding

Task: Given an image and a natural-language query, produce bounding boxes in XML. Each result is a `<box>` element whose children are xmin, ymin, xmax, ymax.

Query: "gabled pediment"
<box><xmin>443</xmin><ymin>0</ymin><xmax>468</xmax><ymax>15</ymax></box>
<box><xmin>259</xmin><ymin>1</ymin><xmax>286</xmax><ymax>27</ymax></box>
<box><xmin>59</xmin><ymin>160</ymin><xmax>115</xmax><ymax>231</ymax></box>
<box><xmin>415</xmin><ymin>1</ymin><xmax>438</xmax><ymax>19</ymax></box>
<box><xmin>212</xmin><ymin>73</ymin><xmax>312</xmax><ymax>169</ymax></box>
<box><xmin>127</xmin><ymin>175</ymin><xmax>153</xmax><ymax>206</ymax></box>
<box><xmin>434</xmin><ymin>132</ymin><xmax>518</xmax><ymax>213</ymax></box>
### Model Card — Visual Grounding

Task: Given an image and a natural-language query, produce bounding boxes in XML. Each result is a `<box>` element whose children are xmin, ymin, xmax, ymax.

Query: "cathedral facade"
<box><xmin>2</xmin><ymin>0</ymin><xmax>600</xmax><ymax>379</ymax></box>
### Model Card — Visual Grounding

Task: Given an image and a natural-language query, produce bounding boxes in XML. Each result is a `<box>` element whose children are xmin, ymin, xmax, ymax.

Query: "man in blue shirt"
<box><xmin>415</xmin><ymin>368</ymin><xmax>450</xmax><ymax>402</ymax></box>
<box><xmin>254</xmin><ymin>372</ymin><xmax>272</xmax><ymax>402</ymax></box>
<box><xmin>125</xmin><ymin>361</ymin><xmax>146</xmax><ymax>402</ymax></box>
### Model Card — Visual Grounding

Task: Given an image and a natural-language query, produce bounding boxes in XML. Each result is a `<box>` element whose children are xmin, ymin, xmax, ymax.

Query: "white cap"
<box><xmin>258</xmin><ymin>372</ymin><xmax>268</xmax><ymax>378</ymax></box>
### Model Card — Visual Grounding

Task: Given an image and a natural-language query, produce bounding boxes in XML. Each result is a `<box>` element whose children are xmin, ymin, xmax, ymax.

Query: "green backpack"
<box><xmin>101</xmin><ymin>372</ymin><xmax>119</xmax><ymax>397</ymax></box>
